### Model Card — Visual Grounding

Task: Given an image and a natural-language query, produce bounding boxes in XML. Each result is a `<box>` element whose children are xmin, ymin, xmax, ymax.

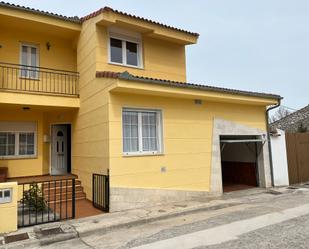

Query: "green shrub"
<box><xmin>21</xmin><ymin>183</ymin><xmax>47</xmax><ymax>212</ymax></box>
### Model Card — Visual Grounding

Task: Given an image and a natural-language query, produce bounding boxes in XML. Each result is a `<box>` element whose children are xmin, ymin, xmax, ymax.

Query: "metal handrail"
<box><xmin>0</xmin><ymin>62</ymin><xmax>79</xmax><ymax>74</ymax></box>
<box><xmin>18</xmin><ymin>178</ymin><xmax>76</xmax><ymax>227</ymax></box>
<box><xmin>0</xmin><ymin>62</ymin><xmax>79</xmax><ymax>96</ymax></box>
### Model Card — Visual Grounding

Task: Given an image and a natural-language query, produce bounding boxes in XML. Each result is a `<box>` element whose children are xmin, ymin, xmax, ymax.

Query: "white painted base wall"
<box><xmin>270</xmin><ymin>129</ymin><xmax>289</xmax><ymax>186</ymax></box>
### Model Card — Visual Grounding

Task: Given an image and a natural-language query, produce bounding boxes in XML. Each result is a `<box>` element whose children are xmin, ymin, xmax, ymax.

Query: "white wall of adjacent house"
<box><xmin>271</xmin><ymin>129</ymin><xmax>290</xmax><ymax>186</ymax></box>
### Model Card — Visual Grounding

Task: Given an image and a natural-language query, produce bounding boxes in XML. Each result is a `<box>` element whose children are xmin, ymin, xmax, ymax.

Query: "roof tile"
<box><xmin>81</xmin><ymin>6</ymin><xmax>199</xmax><ymax>37</ymax></box>
<box><xmin>0</xmin><ymin>2</ymin><xmax>199</xmax><ymax>36</ymax></box>
<box><xmin>0</xmin><ymin>1</ymin><xmax>81</xmax><ymax>23</ymax></box>
<box><xmin>96</xmin><ymin>71</ymin><xmax>282</xmax><ymax>100</ymax></box>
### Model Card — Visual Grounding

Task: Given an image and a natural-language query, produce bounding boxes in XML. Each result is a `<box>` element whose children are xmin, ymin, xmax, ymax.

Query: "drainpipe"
<box><xmin>266</xmin><ymin>99</ymin><xmax>281</xmax><ymax>187</ymax></box>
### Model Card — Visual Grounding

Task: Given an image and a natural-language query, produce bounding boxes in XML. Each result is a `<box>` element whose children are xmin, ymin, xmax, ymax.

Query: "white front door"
<box><xmin>51</xmin><ymin>125</ymin><xmax>68</xmax><ymax>175</ymax></box>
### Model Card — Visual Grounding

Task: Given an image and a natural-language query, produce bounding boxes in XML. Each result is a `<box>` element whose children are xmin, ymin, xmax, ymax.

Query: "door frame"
<box><xmin>219</xmin><ymin>135</ymin><xmax>265</xmax><ymax>192</ymax></box>
<box><xmin>49</xmin><ymin>123</ymin><xmax>72</xmax><ymax>175</ymax></box>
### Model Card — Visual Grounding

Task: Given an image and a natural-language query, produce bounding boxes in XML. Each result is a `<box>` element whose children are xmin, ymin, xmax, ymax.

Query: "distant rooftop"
<box><xmin>271</xmin><ymin>105</ymin><xmax>309</xmax><ymax>132</ymax></box>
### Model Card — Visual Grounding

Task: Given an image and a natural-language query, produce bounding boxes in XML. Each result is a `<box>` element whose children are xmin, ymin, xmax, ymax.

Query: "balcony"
<box><xmin>0</xmin><ymin>62</ymin><xmax>79</xmax><ymax>96</ymax></box>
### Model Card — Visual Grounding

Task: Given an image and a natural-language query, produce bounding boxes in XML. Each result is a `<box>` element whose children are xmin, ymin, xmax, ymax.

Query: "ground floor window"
<box><xmin>122</xmin><ymin>108</ymin><xmax>162</xmax><ymax>155</ymax></box>
<box><xmin>0</xmin><ymin>122</ymin><xmax>37</xmax><ymax>158</ymax></box>
<box><xmin>0</xmin><ymin>133</ymin><xmax>15</xmax><ymax>156</ymax></box>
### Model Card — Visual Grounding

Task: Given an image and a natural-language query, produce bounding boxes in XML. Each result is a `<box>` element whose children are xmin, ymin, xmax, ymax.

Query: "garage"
<box><xmin>220</xmin><ymin>135</ymin><xmax>266</xmax><ymax>192</ymax></box>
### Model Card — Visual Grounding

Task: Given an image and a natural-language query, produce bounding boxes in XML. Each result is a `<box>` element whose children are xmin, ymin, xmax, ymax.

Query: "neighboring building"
<box><xmin>0</xmin><ymin>3</ymin><xmax>282</xmax><ymax>212</ymax></box>
<box><xmin>271</xmin><ymin>105</ymin><xmax>309</xmax><ymax>133</ymax></box>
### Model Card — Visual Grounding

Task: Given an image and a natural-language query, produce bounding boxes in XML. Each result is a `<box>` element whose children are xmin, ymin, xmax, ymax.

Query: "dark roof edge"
<box><xmin>96</xmin><ymin>71</ymin><xmax>282</xmax><ymax>101</ymax></box>
<box><xmin>0</xmin><ymin>2</ymin><xmax>199</xmax><ymax>36</ymax></box>
<box><xmin>0</xmin><ymin>1</ymin><xmax>81</xmax><ymax>23</ymax></box>
<box><xmin>82</xmin><ymin>6</ymin><xmax>199</xmax><ymax>37</ymax></box>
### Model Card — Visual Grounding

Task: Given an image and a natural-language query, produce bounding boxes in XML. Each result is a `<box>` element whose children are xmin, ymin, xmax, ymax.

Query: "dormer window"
<box><xmin>108</xmin><ymin>30</ymin><xmax>143</xmax><ymax>68</ymax></box>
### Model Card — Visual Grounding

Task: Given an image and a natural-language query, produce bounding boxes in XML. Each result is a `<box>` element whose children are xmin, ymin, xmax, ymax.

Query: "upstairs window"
<box><xmin>20</xmin><ymin>43</ymin><xmax>39</xmax><ymax>79</ymax></box>
<box><xmin>109</xmin><ymin>34</ymin><xmax>142</xmax><ymax>68</ymax></box>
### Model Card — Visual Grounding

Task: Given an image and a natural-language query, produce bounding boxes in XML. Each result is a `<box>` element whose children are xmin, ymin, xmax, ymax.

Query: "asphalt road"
<box><xmin>38</xmin><ymin>188</ymin><xmax>309</xmax><ymax>249</ymax></box>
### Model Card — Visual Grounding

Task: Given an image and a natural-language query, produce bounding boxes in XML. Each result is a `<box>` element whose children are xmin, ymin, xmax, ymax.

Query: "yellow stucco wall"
<box><xmin>73</xmin><ymin>17</ymin><xmax>110</xmax><ymax>198</ymax></box>
<box><xmin>0</xmin><ymin>6</ymin><xmax>278</xmax><ymax>202</ymax></box>
<box><xmin>97</xmin><ymin>10</ymin><xmax>198</xmax><ymax>45</ymax></box>
<box><xmin>0</xmin><ymin>182</ymin><xmax>18</xmax><ymax>233</ymax></box>
<box><xmin>0</xmin><ymin>24</ymin><xmax>77</xmax><ymax>71</ymax></box>
<box><xmin>96</xmin><ymin>25</ymin><xmax>187</xmax><ymax>82</ymax></box>
<box><xmin>108</xmin><ymin>92</ymin><xmax>267</xmax><ymax>192</ymax></box>
<box><xmin>0</xmin><ymin>106</ymin><xmax>76</xmax><ymax>178</ymax></box>
<box><xmin>0</xmin><ymin>108</ymin><xmax>44</xmax><ymax>177</ymax></box>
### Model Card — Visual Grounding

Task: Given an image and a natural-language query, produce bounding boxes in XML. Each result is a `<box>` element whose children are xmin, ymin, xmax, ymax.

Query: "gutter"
<box><xmin>266</xmin><ymin>99</ymin><xmax>281</xmax><ymax>187</ymax></box>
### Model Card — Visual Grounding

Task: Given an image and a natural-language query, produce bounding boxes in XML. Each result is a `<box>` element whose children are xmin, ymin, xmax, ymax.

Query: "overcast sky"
<box><xmin>8</xmin><ymin>0</ymin><xmax>309</xmax><ymax>110</ymax></box>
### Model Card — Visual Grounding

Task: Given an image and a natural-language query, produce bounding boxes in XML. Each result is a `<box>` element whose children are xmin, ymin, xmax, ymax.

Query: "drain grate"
<box><xmin>4</xmin><ymin>233</ymin><xmax>29</xmax><ymax>244</ymax></box>
<box><xmin>266</xmin><ymin>190</ymin><xmax>283</xmax><ymax>195</ymax></box>
<box><xmin>174</xmin><ymin>204</ymin><xmax>188</xmax><ymax>208</ymax></box>
<box><xmin>287</xmin><ymin>186</ymin><xmax>299</xmax><ymax>189</ymax></box>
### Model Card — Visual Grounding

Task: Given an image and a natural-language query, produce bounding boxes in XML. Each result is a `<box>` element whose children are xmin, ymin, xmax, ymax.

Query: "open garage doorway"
<box><xmin>220</xmin><ymin>135</ymin><xmax>265</xmax><ymax>192</ymax></box>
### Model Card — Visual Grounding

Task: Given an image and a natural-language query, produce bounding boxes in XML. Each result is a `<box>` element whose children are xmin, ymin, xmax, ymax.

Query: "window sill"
<box><xmin>0</xmin><ymin>155</ymin><xmax>37</xmax><ymax>160</ymax></box>
<box><xmin>123</xmin><ymin>152</ymin><xmax>164</xmax><ymax>158</ymax></box>
<box><xmin>108</xmin><ymin>62</ymin><xmax>144</xmax><ymax>70</ymax></box>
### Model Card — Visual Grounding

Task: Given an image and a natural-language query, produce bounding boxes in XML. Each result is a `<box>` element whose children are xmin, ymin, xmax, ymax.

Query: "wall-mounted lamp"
<box><xmin>46</xmin><ymin>42</ymin><xmax>51</xmax><ymax>50</ymax></box>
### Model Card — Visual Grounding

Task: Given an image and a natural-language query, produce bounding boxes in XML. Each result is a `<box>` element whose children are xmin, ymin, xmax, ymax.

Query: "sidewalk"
<box><xmin>0</xmin><ymin>187</ymin><xmax>292</xmax><ymax>248</ymax></box>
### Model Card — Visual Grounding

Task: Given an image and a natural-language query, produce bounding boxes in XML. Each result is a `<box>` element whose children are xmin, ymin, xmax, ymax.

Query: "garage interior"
<box><xmin>220</xmin><ymin>135</ymin><xmax>264</xmax><ymax>192</ymax></box>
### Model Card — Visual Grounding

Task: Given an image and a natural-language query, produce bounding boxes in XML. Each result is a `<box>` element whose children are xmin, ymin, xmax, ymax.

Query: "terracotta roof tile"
<box><xmin>0</xmin><ymin>1</ymin><xmax>81</xmax><ymax>23</ymax></box>
<box><xmin>96</xmin><ymin>71</ymin><xmax>282</xmax><ymax>100</ymax></box>
<box><xmin>96</xmin><ymin>71</ymin><xmax>120</xmax><ymax>78</ymax></box>
<box><xmin>0</xmin><ymin>2</ymin><xmax>199</xmax><ymax>36</ymax></box>
<box><xmin>81</xmin><ymin>6</ymin><xmax>200</xmax><ymax>37</ymax></box>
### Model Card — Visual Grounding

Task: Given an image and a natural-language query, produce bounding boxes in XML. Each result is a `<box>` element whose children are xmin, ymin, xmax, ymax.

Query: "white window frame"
<box><xmin>108</xmin><ymin>30</ymin><xmax>143</xmax><ymax>69</ymax></box>
<box><xmin>122</xmin><ymin>108</ymin><xmax>163</xmax><ymax>156</ymax></box>
<box><xmin>19</xmin><ymin>43</ymin><xmax>40</xmax><ymax>79</ymax></box>
<box><xmin>0</xmin><ymin>122</ymin><xmax>37</xmax><ymax>159</ymax></box>
<box><xmin>0</xmin><ymin>188</ymin><xmax>12</xmax><ymax>204</ymax></box>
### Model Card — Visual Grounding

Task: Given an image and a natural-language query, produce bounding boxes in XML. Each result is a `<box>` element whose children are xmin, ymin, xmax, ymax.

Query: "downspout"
<box><xmin>266</xmin><ymin>99</ymin><xmax>281</xmax><ymax>187</ymax></box>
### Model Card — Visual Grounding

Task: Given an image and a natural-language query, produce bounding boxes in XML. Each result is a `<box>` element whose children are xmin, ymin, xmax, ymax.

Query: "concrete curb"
<box><xmin>39</xmin><ymin>232</ymin><xmax>77</xmax><ymax>246</ymax></box>
<box><xmin>0</xmin><ymin>188</ymin><xmax>274</xmax><ymax>248</ymax></box>
<box><xmin>73</xmin><ymin>200</ymin><xmax>242</xmax><ymax>237</ymax></box>
<box><xmin>1</xmin><ymin>200</ymin><xmax>239</xmax><ymax>248</ymax></box>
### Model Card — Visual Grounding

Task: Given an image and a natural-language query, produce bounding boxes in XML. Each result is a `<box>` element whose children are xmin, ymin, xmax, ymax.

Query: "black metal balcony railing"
<box><xmin>0</xmin><ymin>62</ymin><xmax>79</xmax><ymax>96</ymax></box>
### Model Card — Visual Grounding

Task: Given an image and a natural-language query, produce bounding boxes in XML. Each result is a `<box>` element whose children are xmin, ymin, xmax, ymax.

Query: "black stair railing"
<box><xmin>18</xmin><ymin>178</ymin><xmax>76</xmax><ymax>228</ymax></box>
<box><xmin>92</xmin><ymin>174</ymin><xmax>109</xmax><ymax>212</ymax></box>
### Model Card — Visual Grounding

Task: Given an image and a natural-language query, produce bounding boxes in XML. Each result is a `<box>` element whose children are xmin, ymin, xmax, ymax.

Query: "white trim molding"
<box><xmin>122</xmin><ymin>108</ymin><xmax>163</xmax><ymax>156</ymax></box>
<box><xmin>19</xmin><ymin>42</ymin><xmax>40</xmax><ymax>79</ymax></box>
<box><xmin>0</xmin><ymin>121</ymin><xmax>37</xmax><ymax>159</ymax></box>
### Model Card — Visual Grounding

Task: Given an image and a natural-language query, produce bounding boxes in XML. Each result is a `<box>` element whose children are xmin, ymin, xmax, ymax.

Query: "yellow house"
<box><xmin>0</xmin><ymin>3</ymin><xmax>281</xmax><ymax>213</ymax></box>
